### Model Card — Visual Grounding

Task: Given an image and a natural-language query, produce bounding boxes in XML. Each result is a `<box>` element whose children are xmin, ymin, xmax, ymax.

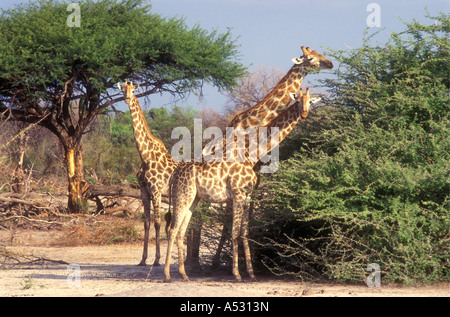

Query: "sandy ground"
<box><xmin>0</xmin><ymin>229</ymin><xmax>448</xmax><ymax>298</ymax></box>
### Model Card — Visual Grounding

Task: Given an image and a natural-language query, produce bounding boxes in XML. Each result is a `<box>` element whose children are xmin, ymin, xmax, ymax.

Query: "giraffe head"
<box><xmin>117</xmin><ymin>81</ymin><xmax>139</xmax><ymax>103</ymax></box>
<box><xmin>292</xmin><ymin>46</ymin><xmax>333</xmax><ymax>71</ymax></box>
<box><xmin>294</xmin><ymin>88</ymin><xmax>321</xmax><ymax>119</ymax></box>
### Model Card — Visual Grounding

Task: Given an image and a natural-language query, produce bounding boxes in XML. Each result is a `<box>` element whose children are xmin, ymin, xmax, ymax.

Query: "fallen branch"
<box><xmin>0</xmin><ymin>246</ymin><xmax>69</xmax><ymax>268</ymax></box>
<box><xmin>87</xmin><ymin>184</ymin><xmax>141</xmax><ymax>199</ymax></box>
<box><xmin>87</xmin><ymin>184</ymin><xmax>170</xmax><ymax>204</ymax></box>
<box><xmin>0</xmin><ymin>193</ymin><xmax>52</xmax><ymax>209</ymax></box>
<box><xmin>0</xmin><ymin>215</ymin><xmax>65</xmax><ymax>226</ymax></box>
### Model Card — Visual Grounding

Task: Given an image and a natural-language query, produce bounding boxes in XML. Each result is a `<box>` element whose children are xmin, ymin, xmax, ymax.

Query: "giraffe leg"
<box><xmin>212</xmin><ymin>219</ymin><xmax>229</xmax><ymax>268</ymax></box>
<box><xmin>177</xmin><ymin>209</ymin><xmax>192</xmax><ymax>281</ymax></box>
<box><xmin>164</xmin><ymin>208</ymin><xmax>184</xmax><ymax>282</ymax></box>
<box><xmin>212</xmin><ymin>203</ymin><xmax>232</xmax><ymax>268</ymax></box>
<box><xmin>177</xmin><ymin>197</ymin><xmax>200</xmax><ymax>281</ymax></box>
<box><xmin>137</xmin><ymin>169</ymin><xmax>150</xmax><ymax>266</ymax></box>
<box><xmin>152</xmin><ymin>193</ymin><xmax>162</xmax><ymax>266</ymax></box>
<box><xmin>138</xmin><ymin>210</ymin><xmax>150</xmax><ymax>266</ymax></box>
<box><xmin>164</xmin><ymin>169</ymin><xmax>197</xmax><ymax>282</ymax></box>
<box><xmin>241</xmin><ymin>204</ymin><xmax>255</xmax><ymax>280</ymax></box>
<box><xmin>231</xmin><ymin>197</ymin><xmax>244</xmax><ymax>281</ymax></box>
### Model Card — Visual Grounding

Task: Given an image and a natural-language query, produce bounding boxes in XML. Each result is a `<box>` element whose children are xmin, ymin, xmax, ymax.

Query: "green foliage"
<box><xmin>0</xmin><ymin>0</ymin><xmax>245</xmax><ymax>212</ymax></box>
<box><xmin>110</xmin><ymin>112</ymin><xmax>136</xmax><ymax>146</ymax></box>
<box><xmin>148</xmin><ymin>105</ymin><xmax>198</xmax><ymax>148</ymax></box>
<box><xmin>0</xmin><ymin>0</ymin><xmax>245</xmax><ymax>98</ymax></box>
<box><xmin>255</xmin><ymin>12</ymin><xmax>449</xmax><ymax>284</ymax></box>
<box><xmin>82</xmin><ymin>112</ymin><xmax>140</xmax><ymax>183</ymax></box>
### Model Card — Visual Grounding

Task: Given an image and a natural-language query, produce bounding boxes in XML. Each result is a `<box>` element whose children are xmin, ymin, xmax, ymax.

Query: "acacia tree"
<box><xmin>0</xmin><ymin>0</ymin><xmax>245</xmax><ymax>212</ymax></box>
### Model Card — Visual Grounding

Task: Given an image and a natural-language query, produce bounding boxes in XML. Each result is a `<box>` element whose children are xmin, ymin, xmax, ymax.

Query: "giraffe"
<box><xmin>163</xmin><ymin>88</ymin><xmax>320</xmax><ymax>282</ymax></box>
<box><xmin>201</xmin><ymin>47</ymin><xmax>332</xmax><ymax>265</ymax></box>
<box><xmin>259</xmin><ymin>88</ymin><xmax>320</xmax><ymax>159</ymax></box>
<box><xmin>228</xmin><ymin>46</ymin><xmax>332</xmax><ymax>129</ymax></box>
<box><xmin>202</xmin><ymin>46</ymin><xmax>332</xmax><ymax>157</ymax></box>
<box><xmin>117</xmin><ymin>81</ymin><xmax>179</xmax><ymax>266</ymax></box>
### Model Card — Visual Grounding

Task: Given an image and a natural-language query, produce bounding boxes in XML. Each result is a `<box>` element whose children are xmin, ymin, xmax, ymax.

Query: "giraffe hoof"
<box><xmin>137</xmin><ymin>261</ymin><xmax>147</xmax><ymax>267</ymax></box>
<box><xmin>152</xmin><ymin>262</ymin><xmax>161</xmax><ymax>267</ymax></box>
<box><xmin>163</xmin><ymin>278</ymin><xmax>173</xmax><ymax>283</ymax></box>
<box><xmin>233</xmin><ymin>276</ymin><xmax>243</xmax><ymax>283</ymax></box>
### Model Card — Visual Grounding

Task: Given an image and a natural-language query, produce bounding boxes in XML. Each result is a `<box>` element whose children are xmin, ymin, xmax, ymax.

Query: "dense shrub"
<box><xmin>253</xmin><ymin>13</ymin><xmax>449</xmax><ymax>285</ymax></box>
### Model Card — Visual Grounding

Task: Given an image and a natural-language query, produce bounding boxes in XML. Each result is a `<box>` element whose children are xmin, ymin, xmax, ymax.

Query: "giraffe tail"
<box><xmin>165</xmin><ymin>177</ymin><xmax>173</xmax><ymax>236</ymax></box>
<box><xmin>164</xmin><ymin>211</ymin><xmax>171</xmax><ymax>236</ymax></box>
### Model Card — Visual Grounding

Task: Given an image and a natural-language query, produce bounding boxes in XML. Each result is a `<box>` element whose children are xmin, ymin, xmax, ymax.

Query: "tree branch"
<box><xmin>87</xmin><ymin>184</ymin><xmax>141</xmax><ymax>199</ymax></box>
<box><xmin>0</xmin><ymin>192</ymin><xmax>52</xmax><ymax>209</ymax></box>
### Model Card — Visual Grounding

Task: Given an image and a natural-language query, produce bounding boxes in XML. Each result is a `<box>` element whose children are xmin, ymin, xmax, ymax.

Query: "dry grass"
<box><xmin>51</xmin><ymin>216</ymin><xmax>143</xmax><ymax>247</ymax></box>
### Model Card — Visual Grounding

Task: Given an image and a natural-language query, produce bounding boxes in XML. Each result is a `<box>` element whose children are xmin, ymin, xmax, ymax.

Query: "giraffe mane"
<box><xmin>230</xmin><ymin>66</ymin><xmax>299</xmax><ymax>125</ymax></box>
<box><xmin>128</xmin><ymin>90</ymin><xmax>171</xmax><ymax>152</ymax></box>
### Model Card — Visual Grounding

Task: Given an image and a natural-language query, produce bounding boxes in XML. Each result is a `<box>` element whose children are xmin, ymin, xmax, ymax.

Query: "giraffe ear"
<box><xmin>117</xmin><ymin>83</ymin><xmax>122</xmax><ymax>90</ymax></box>
<box><xmin>310</xmin><ymin>97</ymin><xmax>321</xmax><ymax>104</ymax></box>
<box><xmin>292</xmin><ymin>57</ymin><xmax>304</xmax><ymax>65</ymax></box>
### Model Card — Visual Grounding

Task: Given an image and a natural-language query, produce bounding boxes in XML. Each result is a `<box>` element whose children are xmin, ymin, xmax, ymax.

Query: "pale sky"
<box><xmin>1</xmin><ymin>0</ymin><xmax>448</xmax><ymax>112</ymax></box>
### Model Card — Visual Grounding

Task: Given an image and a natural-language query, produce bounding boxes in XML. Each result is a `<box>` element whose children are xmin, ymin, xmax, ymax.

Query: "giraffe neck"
<box><xmin>219</xmin><ymin>101</ymin><xmax>303</xmax><ymax>167</ymax></box>
<box><xmin>259</xmin><ymin>101</ymin><xmax>302</xmax><ymax>160</ymax></box>
<box><xmin>203</xmin><ymin>65</ymin><xmax>308</xmax><ymax>165</ymax></box>
<box><xmin>126</xmin><ymin>95</ymin><xmax>173</xmax><ymax>165</ymax></box>
<box><xmin>229</xmin><ymin>66</ymin><xmax>308</xmax><ymax>129</ymax></box>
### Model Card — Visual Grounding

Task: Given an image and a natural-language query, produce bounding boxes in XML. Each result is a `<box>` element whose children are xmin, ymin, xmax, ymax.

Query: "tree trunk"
<box><xmin>64</xmin><ymin>140</ymin><xmax>88</xmax><ymax>213</ymax></box>
<box><xmin>12</xmin><ymin>126</ymin><xmax>29</xmax><ymax>194</ymax></box>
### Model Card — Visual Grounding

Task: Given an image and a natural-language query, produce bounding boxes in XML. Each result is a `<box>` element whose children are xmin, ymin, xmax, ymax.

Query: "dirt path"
<box><xmin>0</xmin><ymin>230</ymin><xmax>448</xmax><ymax>297</ymax></box>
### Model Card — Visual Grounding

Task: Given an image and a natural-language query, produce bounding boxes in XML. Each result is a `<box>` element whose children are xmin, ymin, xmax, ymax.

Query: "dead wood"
<box><xmin>87</xmin><ymin>183</ymin><xmax>170</xmax><ymax>208</ymax></box>
<box><xmin>87</xmin><ymin>183</ymin><xmax>170</xmax><ymax>204</ymax></box>
<box><xmin>0</xmin><ymin>192</ymin><xmax>52</xmax><ymax>209</ymax></box>
<box><xmin>87</xmin><ymin>184</ymin><xmax>141</xmax><ymax>199</ymax></box>
<box><xmin>0</xmin><ymin>246</ymin><xmax>69</xmax><ymax>268</ymax></box>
